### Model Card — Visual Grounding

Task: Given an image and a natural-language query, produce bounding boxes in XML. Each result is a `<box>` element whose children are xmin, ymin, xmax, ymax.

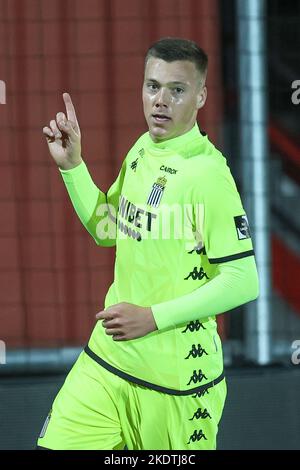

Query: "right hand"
<box><xmin>43</xmin><ymin>93</ymin><xmax>83</xmax><ymax>170</ymax></box>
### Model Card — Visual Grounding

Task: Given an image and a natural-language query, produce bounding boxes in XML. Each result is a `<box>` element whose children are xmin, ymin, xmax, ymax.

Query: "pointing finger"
<box><xmin>63</xmin><ymin>92</ymin><xmax>79</xmax><ymax>129</ymax></box>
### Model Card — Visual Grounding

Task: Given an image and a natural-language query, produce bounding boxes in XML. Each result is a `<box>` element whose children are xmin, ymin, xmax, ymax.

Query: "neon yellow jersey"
<box><xmin>82</xmin><ymin>124</ymin><xmax>254</xmax><ymax>393</ymax></box>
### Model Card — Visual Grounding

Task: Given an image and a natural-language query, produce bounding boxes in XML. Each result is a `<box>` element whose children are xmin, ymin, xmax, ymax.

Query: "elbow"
<box><xmin>232</xmin><ymin>260</ymin><xmax>260</xmax><ymax>304</ymax></box>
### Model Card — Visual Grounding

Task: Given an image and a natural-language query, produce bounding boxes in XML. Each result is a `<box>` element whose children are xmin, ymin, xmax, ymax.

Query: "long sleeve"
<box><xmin>151</xmin><ymin>255</ymin><xmax>259</xmax><ymax>330</ymax></box>
<box><xmin>59</xmin><ymin>160</ymin><xmax>125</xmax><ymax>247</ymax></box>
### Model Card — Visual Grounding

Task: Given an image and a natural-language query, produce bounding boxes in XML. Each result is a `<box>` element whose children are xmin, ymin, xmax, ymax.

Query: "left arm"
<box><xmin>96</xmin><ymin>255</ymin><xmax>259</xmax><ymax>340</ymax></box>
<box><xmin>151</xmin><ymin>254</ymin><xmax>259</xmax><ymax>330</ymax></box>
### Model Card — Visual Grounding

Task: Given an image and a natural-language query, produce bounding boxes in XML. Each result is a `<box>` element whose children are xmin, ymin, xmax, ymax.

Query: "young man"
<box><xmin>38</xmin><ymin>38</ymin><xmax>259</xmax><ymax>450</ymax></box>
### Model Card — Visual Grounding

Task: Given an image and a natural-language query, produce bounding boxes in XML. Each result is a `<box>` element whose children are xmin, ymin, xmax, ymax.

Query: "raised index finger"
<box><xmin>63</xmin><ymin>92</ymin><xmax>79</xmax><ymax>127</ymax></box>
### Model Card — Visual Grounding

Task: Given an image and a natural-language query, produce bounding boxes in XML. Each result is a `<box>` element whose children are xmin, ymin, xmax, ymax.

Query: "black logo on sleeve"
<box><xmin>182</xmin><ymin>320</ymin><xmax>206</xmax><ymax>333</ymax></box>
<box><xmin>184</xmin><ymin>267</ymin><xmax>209</xmax><ymax>281</ymax></box>
<box><xmin>234</xmin><ymin>215</ymin><xmax>251</xmax><ymax>240</ymax></box>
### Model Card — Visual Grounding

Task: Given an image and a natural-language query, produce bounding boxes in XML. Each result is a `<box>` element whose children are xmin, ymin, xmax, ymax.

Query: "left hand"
<box><xmin>95</xmin><ymin>302</ymin><xmax>158</xmax><ymax>341</ymax></box>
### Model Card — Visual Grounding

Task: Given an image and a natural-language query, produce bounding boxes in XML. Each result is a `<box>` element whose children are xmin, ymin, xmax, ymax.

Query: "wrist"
<box><xmin>58</xmin><ymin>157</ymin><xmax>83</xmax><ymax>171</ymax></box>
<box><xmin>59</xmin><ymin>159</ymin><xmax>87</xmax><ymax>183</ymax></box>
<box><xmin>146</xmin><ymin>307</ymin><xmax>158</xmax><ymax>332</ymax></box>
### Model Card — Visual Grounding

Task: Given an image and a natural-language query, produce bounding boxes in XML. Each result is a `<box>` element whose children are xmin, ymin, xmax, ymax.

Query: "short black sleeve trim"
<box><xmin>208</xmin><ymin>249</ymin><xmax>255</xmax><ymax>264</ymax></box>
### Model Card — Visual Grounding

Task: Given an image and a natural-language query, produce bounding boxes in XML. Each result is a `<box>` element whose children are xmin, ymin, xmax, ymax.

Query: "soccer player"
<box><xmin>38</xmin><ymin>37</ymin><xmax>259</xmax><ymax>450</ymax></box>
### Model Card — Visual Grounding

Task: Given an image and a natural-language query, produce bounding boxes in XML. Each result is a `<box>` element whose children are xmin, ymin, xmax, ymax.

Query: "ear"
<box><xmin>196</xmin><ymin>86</ymin><xmax>207</xmax><ymax>109</ymax></box>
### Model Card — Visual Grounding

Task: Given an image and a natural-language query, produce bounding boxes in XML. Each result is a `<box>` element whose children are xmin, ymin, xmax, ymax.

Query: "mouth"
<box><xmin>151</xmin><ymin>114</ymin><xmax>171</xmax><ymax>123</ymax></box>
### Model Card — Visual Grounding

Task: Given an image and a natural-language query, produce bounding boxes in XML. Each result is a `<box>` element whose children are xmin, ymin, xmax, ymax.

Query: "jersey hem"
<box><xmin>208</xmin><ymin>249</ymin><xmax>255</xmax><ymax>264</ymax></box>
<box><xmin>84</xmin><ymin>345</ymin><xmax>224</xmax><ymax>396</ymax></box>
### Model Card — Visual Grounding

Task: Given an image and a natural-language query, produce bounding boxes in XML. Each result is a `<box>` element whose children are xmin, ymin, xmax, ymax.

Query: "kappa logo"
<box><xmin>147</xmin><ymin>176</ymin><xmax>167</xmax><ymax>208</ymax></box>
<box><xmin>182</xmin><ymin>320</ymin><xmax>206</xmax><ymax>333</ymax></box>
<box><xmin>234</xmin><ymin>214</ymin><xmax>251</xmax><ymax>240</ymax></box>
<box><xmin>189</xmin><ymin>408</ymin><xmax>212</xmax><ymax>420</ymax></box>
<box><xmin>192</xmin><ymin>388</ymin><xmax>210</xmax><ymax>398</ymax></box>
<box><xmin>184</xmin><ymin>267</ymin><xmax>209</xmax><ymax>281</ymax></box>
<box><xmin>184</xmin><ymin>344</ymin><xmax>208</xmax><ymax>359</ymax></box>
<box><xmin>187</xmin><ymin>429</ymin><xmax>207</xmax><ymax>444</ymax></box>
<box><xmin>187</xmin><ymin>369</ymin><xmax>208</xmax><ymax>385</ymax></box>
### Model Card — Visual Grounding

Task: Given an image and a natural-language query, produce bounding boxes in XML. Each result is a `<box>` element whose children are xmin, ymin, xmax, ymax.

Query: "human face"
<box><xmin>143</xmin><ymin>57</ymin><xmax>207</xmax><ymax>142</ymax></box>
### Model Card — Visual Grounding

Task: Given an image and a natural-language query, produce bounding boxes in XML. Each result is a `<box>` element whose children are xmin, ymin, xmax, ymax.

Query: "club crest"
<box><xmin>147</xmin><ymin>176</ymin><xmax>167</xmax><ymax>208</ymax></box>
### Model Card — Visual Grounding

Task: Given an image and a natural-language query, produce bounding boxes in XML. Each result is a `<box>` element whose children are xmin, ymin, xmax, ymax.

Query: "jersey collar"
<box><xmin>144</xmin><ymin>122</ymin><xmax>207</xmax><ymax>158</ymax></box>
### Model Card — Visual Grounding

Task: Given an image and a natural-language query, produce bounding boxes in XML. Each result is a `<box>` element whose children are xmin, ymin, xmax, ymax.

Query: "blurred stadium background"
<box><xmin>0</xmin><ymin>0</ymin><xmax>300</xmax><ymax>450</ymax></box>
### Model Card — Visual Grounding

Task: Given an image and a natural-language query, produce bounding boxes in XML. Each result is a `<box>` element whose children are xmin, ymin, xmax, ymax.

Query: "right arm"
<box><xmin>43</xmin><ymin>93</ymin><xmax>122</xmax><ymax>246</ymax></box>
<box><xmin>59</xmin><ymin>160</ymin><xmax>125</xmax><ymax>246</ymax></box>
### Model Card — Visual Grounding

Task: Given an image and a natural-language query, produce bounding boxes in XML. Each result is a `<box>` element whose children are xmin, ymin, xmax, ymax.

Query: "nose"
<box><xmin>154</xmin><ymin>87</ymin><xmax>170</xmax><ymax>108</ymax></box>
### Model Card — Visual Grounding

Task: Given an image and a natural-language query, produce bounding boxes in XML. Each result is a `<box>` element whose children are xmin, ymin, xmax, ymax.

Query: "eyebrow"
<box><xmin>146</xmin><ymin>79</ymin><xmax>187</xmax><ymax>86</ymax></box>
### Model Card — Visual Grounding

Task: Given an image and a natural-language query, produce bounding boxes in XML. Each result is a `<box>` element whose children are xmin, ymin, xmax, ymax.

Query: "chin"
<box><xmin>151</xmin><ymin>132</ymin><xmax>169</xmax><ymax>142</ymax></box>
<box><xmin>150</xmin><ymin>125</ymin><xmax>170</xmax><ymax>141</ymax></box>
